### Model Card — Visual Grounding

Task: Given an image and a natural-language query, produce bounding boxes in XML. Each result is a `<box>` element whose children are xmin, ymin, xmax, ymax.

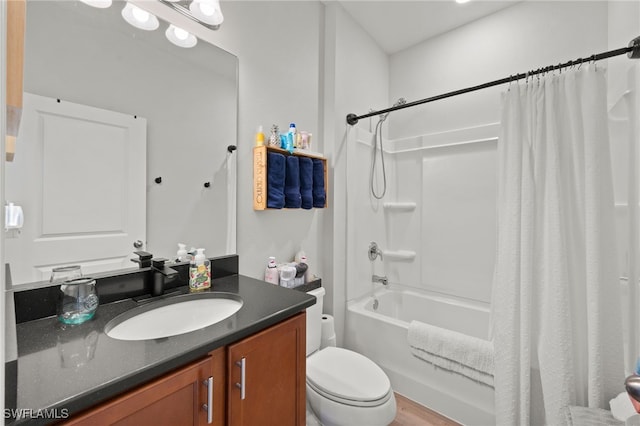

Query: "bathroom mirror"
<box><xmin>4</xmin><ymin>0</ymin><xmax>238</xmax><ymax>286</ymax></box>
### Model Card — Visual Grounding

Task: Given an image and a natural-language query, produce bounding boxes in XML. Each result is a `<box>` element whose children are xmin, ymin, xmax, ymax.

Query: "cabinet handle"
<box><xmin>235</xmin><ymin>357</ymin><xmax>246</xmax><ymax>400</ymax></box>
<box><xmin>202</xmin><ymin>376</ymin><xmax>213</xmax><ymax>424</ymax></box>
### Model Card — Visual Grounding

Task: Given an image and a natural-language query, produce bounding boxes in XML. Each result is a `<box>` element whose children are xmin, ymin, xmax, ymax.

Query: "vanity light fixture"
<box><xmin>165</xmin><ymin>24</ymin><xmax>198</xmax><ymax>48</ymax></box>
<box><xmin>121</xmin><ymin>2</ymin><xmax>160</xmax><ymax>31</ymax></box>
<box><xmin>455</xmin><ymin>0</ymin><xmax>471</xmax><ymax>3</ymax></box>
<box><xmin>79</xmin><ymin>0</ymin><xmax>113</xmax><ymax>8</ymax></box>
<box><xmin>157</xmin><ymin>0</ymin><xmax>224</xmax><ymax>31</ymax></box>
<box><xmin>80</xmin><ymin>0</ymin><xmax>222</xmax><ymax>48</ymax></box>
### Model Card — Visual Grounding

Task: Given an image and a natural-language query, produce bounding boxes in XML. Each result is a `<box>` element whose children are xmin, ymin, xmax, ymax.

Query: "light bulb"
<box><xmin>198</xmin><ymin>2</ymin><xmax>215</xmax><ymax>16</ymax></box>
<box><xmin>174</xmin><ymin>27</ymin><xmax>189</xmax><ymax>41</ymax></box>
<box><xmin>121</xmin><ymin>3</ymin><xmax>159</xmax><ymax>31</ymax></box>
<box><xmin>189</xmin><ymin>0</ymin><xmax>223</xmax><ymax>26</ymax></box>
<box><xmin>165</xmin><ymin>24</ymin><xmax>197</xmax><ymax>48</ymax></box>
<box><xmin>131</xmin><ymin>7</ymin><xmax>150</xmax><ymax>23</ymax></box>
<box><xmin>79</xmin><ymin>0</ymin><xmax>112</xmax><ymax>8</ymax></box>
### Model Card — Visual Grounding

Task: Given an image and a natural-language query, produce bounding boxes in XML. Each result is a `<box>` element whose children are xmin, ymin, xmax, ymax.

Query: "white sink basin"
<box><xmin>105</xmin><ymin>292</ymin><xmax>243</xmax><ymax>341</ymax></box>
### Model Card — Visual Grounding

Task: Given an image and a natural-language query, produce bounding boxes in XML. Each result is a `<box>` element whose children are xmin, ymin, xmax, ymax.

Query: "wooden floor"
<box><xmin>390</xmin><ymin>393</ymin><xmax>461</xmax><ymax>426</ymax></box>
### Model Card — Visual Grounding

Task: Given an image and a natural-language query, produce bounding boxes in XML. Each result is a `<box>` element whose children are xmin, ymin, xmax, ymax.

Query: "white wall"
<box><xmin>389</xmin><ymin>1</ymin><xmax>608</xmax><ymax>139</ymax></box>
<box><xmin>196</xmin><ymin>1</ymin><xmax>389</xmax><ymax>344</ymax></box>
<box><xmin>322</xmin><ymin>3</ymin><xmax>389</xmax><ymax>342</ymax></box>
<box><xmin>201</xmin><ymin>2</ymin><xmax>326</xmax><ymax>281</ymax></box>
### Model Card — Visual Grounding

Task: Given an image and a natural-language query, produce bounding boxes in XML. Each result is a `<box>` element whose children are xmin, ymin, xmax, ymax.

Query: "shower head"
<box><xmin>379</xmin><ymin>97</ymin><xmax>407</xmax><ymax>123</ymax></box>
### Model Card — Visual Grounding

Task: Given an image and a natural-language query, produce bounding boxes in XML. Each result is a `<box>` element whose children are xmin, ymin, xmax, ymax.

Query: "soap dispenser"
<box><xmin>189</xmin><ymin>248</ymin><xmax>211</xmax><ymax>292</ymax></box>
<box><xmin>264</xmin><ymin>256</ymin><xmax>279</xmax><ymax>285</ymax></box>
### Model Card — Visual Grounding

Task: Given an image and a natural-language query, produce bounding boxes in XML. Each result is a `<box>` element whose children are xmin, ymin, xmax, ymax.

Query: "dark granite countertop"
<box><xmin>9</xmin><ymin>274</ymin><xmax>316</xmax><ymax>424</ymax></box>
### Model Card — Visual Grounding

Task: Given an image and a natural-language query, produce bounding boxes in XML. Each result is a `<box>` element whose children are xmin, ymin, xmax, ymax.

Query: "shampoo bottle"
<box><xmin>288</xmin><ymin>123</ymin><xmax>297</xmax><ymax>148</ymax></box>
<box><xmin>189</xmin><ymin>248</ymin><xmax>211</xmax><ymax>291</ymax></box>
<box><xmin>264</xmin><ymin>256</ymin><xmax>279</xmax><ymax>285</ymax></box>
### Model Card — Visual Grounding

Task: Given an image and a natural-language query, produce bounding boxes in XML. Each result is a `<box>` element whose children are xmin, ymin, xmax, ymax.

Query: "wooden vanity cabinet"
<box><xmin>64</xmin><ymin>347</ymin><xmax>226</xmax><ymax>426</ymax></box>
<box><xmin>63</xmin><ymin>312</ymin><xmax>306</xmax><ymax>426</ymax></box>
<box><xmin>227</xmin><ymin>313</ymin><xmax>306</xmax><ymax>426</ymax></box>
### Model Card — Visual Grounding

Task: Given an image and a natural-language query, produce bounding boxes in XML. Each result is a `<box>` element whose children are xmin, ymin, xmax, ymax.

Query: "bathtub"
<box><xmin>345</xmin><ymin>287</ymin><xmax>495</xmax><ymax>425</ymax></box>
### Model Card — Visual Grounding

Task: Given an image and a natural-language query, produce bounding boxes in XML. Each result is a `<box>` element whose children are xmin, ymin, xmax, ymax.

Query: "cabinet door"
<box><xmin>65</xmin><ymin>347</ymin><xmax>225</xmax><ymax>426</ymax></box>
<box><xmin>227</xmin><ymin>313</ymin><xmax>306</xmax><ymax>426</ymax></box>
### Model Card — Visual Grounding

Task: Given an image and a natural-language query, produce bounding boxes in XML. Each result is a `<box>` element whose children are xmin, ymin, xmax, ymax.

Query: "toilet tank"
<box><xmin>306</xmin><ymin>287</ymin><xmax>325</xmax><ymax>356</ymax></box>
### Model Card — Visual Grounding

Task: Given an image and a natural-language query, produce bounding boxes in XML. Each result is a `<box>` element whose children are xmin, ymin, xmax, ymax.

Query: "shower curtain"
<box><xmin>491</xmin><ymin>66</ymin><xmax>625</xmax><ymax>425</ymax></box>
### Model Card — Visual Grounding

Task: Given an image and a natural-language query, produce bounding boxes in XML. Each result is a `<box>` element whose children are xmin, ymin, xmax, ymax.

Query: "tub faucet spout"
<box><xmin>372</xmin><ymin>275</ymin><xmax>388</xmax><ymax>285</ymax></box>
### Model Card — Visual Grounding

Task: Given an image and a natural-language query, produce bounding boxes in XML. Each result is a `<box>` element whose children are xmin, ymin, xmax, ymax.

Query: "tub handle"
<box><xmin>369</xmin><ymin>242</ymin><xmax>383</xmax><ymax>261</ymax></box>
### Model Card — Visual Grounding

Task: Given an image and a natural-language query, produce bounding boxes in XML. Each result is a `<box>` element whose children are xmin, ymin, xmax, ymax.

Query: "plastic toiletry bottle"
<box><xmin>255</xmin><ymin>125</ymin><xmax>265</xmax><ymax>147</ymax></box>
<box><xmin>189</xmin><ymin>248</ymin><xmax>211</xmax><ymax>291</ymax></box>
<box><xmin>176</xmin><ymin>243</ymin><xmax>189</xmax><ymax>262</ymax></box>
<box><xmin>264</xmin><ymin>257</ymin><xmax>279</xmax><ymax>285</ymax></box>
<box><xmin>288</xmin><ymin>123</ymin><xmax>297</xmax><ymax>148</ymax></box>
<box><xmin>299</xmin><ymin>255</ymin><xmax>309</xmax><ymax>283</ymax></box>
<box><xmin>295</xmin><ymin>249</ymin><xmax>310</xmax><ymax>282</ymax></box>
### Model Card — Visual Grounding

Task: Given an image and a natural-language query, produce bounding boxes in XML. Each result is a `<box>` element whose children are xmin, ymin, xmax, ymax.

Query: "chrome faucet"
<box><xmin>151</xmin><ymin>258</ymin><xmax>179</xmax><ymax>297</ymax></box>
<box><xmin>372</xmin><ymin>274</ymin><xmax>388</xmax><ymax>285</ymax></box>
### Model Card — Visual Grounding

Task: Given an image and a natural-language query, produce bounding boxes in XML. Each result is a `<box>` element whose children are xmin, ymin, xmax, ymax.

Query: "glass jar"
<box><xmin>57</xmin><ymin>277</ymin><xmax>99</xmax><ymax>325</ymax></box>
<box><xmin>50</xmin><ymin>265</ymin><xmax>82</xmax><ymax>285</ymax></box>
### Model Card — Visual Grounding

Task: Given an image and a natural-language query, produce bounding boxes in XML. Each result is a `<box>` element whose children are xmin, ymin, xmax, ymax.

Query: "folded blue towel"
<box><xmin>312</xmin><ymin>159</ymin><xmax>326</xmax><ymax>208</ymax></box>
<box><xmin>285</xmin><ymin>155</ymin><xmax>302</xmax><ymax>208</ymax></box>
<box><xmin>299</xmin><ymin>157</ymin><xmax>313</xmax><ymax>210</ymax></box>
<box><xmin>267</xmin><ymin>152</ymin><xmax>286</xmax><ymax>209</ymax></box>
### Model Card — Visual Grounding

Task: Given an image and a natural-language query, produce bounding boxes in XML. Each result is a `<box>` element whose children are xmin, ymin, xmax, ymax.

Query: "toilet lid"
<box><xmin>307</xmin><ymin>347</ymin><xmax>391</xmax><ymax>404</ymax></box>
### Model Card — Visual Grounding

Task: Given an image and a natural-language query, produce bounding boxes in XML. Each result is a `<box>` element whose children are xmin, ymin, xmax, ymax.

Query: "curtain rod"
<box><xmin>346</xmin><ymin>36</ymin><xmax>640</xmax><ymax>126</ymax></box>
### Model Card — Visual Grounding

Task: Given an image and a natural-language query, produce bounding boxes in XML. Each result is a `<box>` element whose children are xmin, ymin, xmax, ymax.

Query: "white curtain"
<box><xmin>491</xmin><ymin>66</ymin><xmax>625</xmax><ymax>425</ymax></box>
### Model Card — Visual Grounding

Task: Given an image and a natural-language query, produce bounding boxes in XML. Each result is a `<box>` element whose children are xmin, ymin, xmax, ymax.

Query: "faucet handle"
<box><xmin>151</xmin><ymin>258</ymin><xmax>168</xmax><ymax>269</ymax></box>
<box><xmin>131</xmin><ymin>251</ymin><xmax>153</xmax><ymax>268</ymax></box>
<box><xmin>152</xmin><ymin>258</ymin><xmax>179</xmax><ymax>279</ymax></box>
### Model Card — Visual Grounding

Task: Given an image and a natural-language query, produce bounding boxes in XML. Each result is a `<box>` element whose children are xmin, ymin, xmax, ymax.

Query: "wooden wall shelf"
<box><xmin>253</xmin><ymin>145</ymin><xmax>328</xmax><ymax>210</ymax></box>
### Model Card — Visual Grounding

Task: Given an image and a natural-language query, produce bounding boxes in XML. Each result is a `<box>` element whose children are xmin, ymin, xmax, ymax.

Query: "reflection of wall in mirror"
<box><xmin>8</xmin><ymin>0</ymin><xmax>237</xmax><ymax>285</ymax></box>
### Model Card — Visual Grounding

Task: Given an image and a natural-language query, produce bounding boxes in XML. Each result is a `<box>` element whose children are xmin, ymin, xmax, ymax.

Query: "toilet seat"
<box><xmin>307</xmin><ymin>347</ymin><xmax>392</xmax><ymax>407</ymax></box>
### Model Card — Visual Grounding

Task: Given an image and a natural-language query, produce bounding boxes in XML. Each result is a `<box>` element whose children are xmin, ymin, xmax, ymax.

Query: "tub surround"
<box><xmin>6</xmin><ymin>255</ymin><xmax>318</xmax><ymax>424</ymax></box>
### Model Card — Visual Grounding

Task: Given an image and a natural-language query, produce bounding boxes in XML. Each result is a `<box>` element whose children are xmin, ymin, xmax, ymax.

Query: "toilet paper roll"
<box><xmin>320</xmin><ymin>314</ymin><xmax>336</xmax><ymax>349</ymax></box>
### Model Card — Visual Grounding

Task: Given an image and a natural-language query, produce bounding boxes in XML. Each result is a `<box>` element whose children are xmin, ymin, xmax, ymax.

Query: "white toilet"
<box><xmin>305</xmin><ymin>287</ymin><xmax>397</xmax><ymax>426</ymax></box>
